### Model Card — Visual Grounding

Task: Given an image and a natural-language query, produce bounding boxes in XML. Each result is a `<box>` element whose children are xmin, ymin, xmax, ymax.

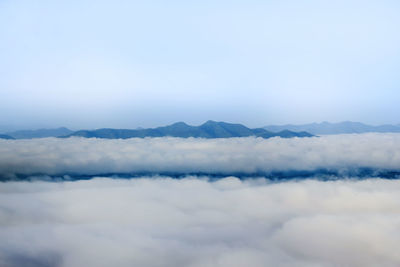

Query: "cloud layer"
<box><xmin>1</xmin><ymin>177</ymin><xmax>400</xmax><ymax>267</ymax></box>
<box><xmin>1</xmin><ymin>134</ymin><xmax>400</xmax><ymax>179</ymax></box>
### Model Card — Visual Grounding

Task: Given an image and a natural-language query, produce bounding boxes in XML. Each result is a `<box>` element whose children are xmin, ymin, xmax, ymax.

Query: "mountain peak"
<box><xmin>171</xmin><ymin>122</ymin><xmax>189</xmax><ymax>127</ymax></box>
<box><xmin>203</xmin><ymin>120</ymin><xmax>218</xmax><ymax>125</ymax></box>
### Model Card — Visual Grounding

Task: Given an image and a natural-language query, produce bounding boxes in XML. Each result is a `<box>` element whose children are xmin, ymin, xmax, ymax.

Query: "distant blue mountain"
<box><xmin>264</xmin><ymin>121</ymin><xmax>400</xmax><ymax>135</ymax></box>
<box><xmin>7</xmin><ymin>127</ymin><xmax>73</xmax><ymax>139</ymax></box>
<box><xmin>63</xmin><ymin>121</ymin><xmax>313</xmax><ymax>139</ymax></box>
<box><xmin>0</xmin><ymin>134</ymin><xmax>14</xmax><ymax>140</ymax></box>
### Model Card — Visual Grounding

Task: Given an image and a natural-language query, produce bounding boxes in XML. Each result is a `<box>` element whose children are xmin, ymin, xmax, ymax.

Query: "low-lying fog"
<box><xmin>1</xmin><ymin>133</ymin><xmax>400</xmax><ymax>179</ymax></box>
<box><xmin>1</xmin><ymin>134</ymin><xmax>400</xmax><ymax>266</ymax></box>
<box><xmin>1</xmin><ymin>177</ymin><xmax>400</xmax><ymax>267</ymax></box>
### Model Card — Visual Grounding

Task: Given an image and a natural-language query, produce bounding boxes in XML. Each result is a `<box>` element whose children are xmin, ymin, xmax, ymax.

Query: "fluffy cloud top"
<box><xmin>1</xmin><ymin>134</ymin><xmax>400</xmax><ymax>179</ymax></box>
<box><xmin>1</xmin><ymin>177</ymin><xmax>400</xmax><ymax>267</ymax></box>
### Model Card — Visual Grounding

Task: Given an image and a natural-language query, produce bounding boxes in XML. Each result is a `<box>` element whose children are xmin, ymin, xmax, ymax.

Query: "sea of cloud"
<box><xmin>1</xmin><ymin>133</ymin><xmax>400</xmax><ymax>179</ymax></box>
<box><xmin>1</xmin><ymin>177</ymin><xmax>400</xmax><ymax>267</ymax></box>
<box><xmin>1</xmin><ymin>134</ymin><xmax>400</xmax><ymax>266</ymax></box>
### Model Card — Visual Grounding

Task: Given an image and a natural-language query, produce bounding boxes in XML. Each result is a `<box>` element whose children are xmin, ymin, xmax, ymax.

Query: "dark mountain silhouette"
<box><xmin>0</xmin><ymin>134</ymin><xmax>14</xmax><ymax>140</ymax></box>
<box><xmin>7</xmin><ymin>127</ymin><xmax>73</xmax><ymax>139</ymax></box>
<box><xmin>264</xmin><ymin>121</ymin><xmax>400</xmax><ymax>135</ymax></box>
<box><xmin>63</xmin><ymin>121</ymin><xmax>313</xmax><ymax>139</ymax></box>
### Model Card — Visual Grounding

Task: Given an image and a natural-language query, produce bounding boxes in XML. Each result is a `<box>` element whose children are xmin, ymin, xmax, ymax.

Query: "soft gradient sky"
<box><xmin>1</xmin><ymin>0</ymin><xmax>400</xmax><ymax>130</ymax></box>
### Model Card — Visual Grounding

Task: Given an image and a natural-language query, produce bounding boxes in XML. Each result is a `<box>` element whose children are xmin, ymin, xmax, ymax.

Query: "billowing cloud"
<box><xmin>1</xmin><ymin>177</ymin><xmax>400</xmax><ymax>267</ymax></box>
<box><xmin>1</xmin><ymin>134</ymin><xmax>400</xmax><ymax>179</ymax></box>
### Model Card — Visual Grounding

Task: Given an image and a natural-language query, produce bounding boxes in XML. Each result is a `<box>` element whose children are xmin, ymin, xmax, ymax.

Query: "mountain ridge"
<box><xmin>264</xmin><ymin>121</ymin><xmax>400</xmax><ymax>135</ymax></box>
<box><xmin>62</xmin><ymin>121</ymin><xmax>313</xmax><ymax>139</ymax></box>
<box><xmin>6</xmin><ymin>127</ymin><xmax>73</xmax><ymax>139</ymax></box>
<box><xmin>0</xmin><ymin>134</ymin><xmax>15</xmax><ymax>140</ymax></box>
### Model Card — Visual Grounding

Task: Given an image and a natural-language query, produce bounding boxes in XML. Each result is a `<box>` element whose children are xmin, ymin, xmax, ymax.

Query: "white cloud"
<box><xmin>1</xmin><ymin>134</ymin><xmax>399</xmax><ymax>265</ymax></box>
<box><xmin>1</xmin><ymin>177</ymin><xmax>400</xmax><ymax>266</ymax></box>
<box><xmin>0</xmin><ymin>134</ymin><xmax>400</xmax><ymax>179</ymax></box>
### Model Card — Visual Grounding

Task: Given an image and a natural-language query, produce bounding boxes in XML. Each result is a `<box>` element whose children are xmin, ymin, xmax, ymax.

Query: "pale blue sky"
<box><xmin>1</xmin><ymin>0</ymin><xmax>400</xmax><ymax>130</ymax></box>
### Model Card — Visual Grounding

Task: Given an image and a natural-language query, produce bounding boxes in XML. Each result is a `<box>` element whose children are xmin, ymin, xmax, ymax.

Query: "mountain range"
<box><xmin>63</xmin><ymin>121</ymin><xmax>313</xmax><ymax>139</ymax></box>
<box><xmin>264</xmin><ymin>121</ymin><xmax>400</xmax><ymax>135</ymax></box>
<box><xmin>4</xmin><ymin>121</ymin><xmax>399</xmax><ymax>140</ymax></box>
<box><xmin>4</xmin><ymin>127</ymin><xmax>73</xmax><ymax>139</ymax></box>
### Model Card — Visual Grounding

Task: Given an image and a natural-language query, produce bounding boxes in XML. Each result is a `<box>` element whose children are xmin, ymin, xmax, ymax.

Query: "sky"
<box><xmin>1</xmin><ymin>0</ymin><xmax>400</xmax><ymax>130</ymax></box>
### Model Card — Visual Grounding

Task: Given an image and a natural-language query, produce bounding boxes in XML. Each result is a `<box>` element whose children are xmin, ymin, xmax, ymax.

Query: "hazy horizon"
<box><xmin>2</xmin><ymin>119</ymin><xmax>400</xmax><ymax>133</ymax></box>
<box><xmin>2</xmin><ymin>0</ymin><xmax>400</xmax><ymax>130</ymax></box>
